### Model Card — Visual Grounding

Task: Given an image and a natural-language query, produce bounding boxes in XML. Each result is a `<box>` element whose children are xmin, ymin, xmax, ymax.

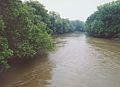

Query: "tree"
<box><xmin>86</xmin><ymin>0</ymin><xmax>120</xmax><ymax>38</ymax></box>
<box><xmin>70</xmin><ymin>20</ymin><xmax>85</xmax><ymax>32</ymax></box>
<box><xmin>0</xmin><ymin>0</ymin><xmax>54</xmax><ymax>72</ymax></box>
<box><xmin>48</xmin><ymin>11</ymin><xmax>85</xmax><ymax>34</ymax></box>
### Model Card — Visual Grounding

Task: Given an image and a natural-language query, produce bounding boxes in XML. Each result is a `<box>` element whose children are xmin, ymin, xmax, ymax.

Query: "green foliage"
<box><xmin>48</xmin><ymin>11</ymin><xmax>85</xmax><ymax>34</ymax></box>
<box><xmin>86</xmin><ymin>0</ymin><xmax>120</xmax><ymax>38</ymax></box>
<box><xmin>12</xmin><ymin>0</ymin><xmax>54</xmax><ymax>57</ymax></box>
<box><xmin>0</xmin><ymin>0</ymin><xmax>54</xmax><ymax>72</ymax></box>
<box><xmin>0</xmin><ymin>18</ymin><xmax>13</xmax><ymax>72</ymax></box>
<box><xmin>16</xmin><ymin>42</ymin><xmax>36</xmax><ymax>58</ymax></box>
<box><xmin>70</xmin><ymin>20</ymin><xmax>85</xmax><ymax>32</ymax></box>
<box><xmin>0</xmin><ymin>38</ymin><xmax>13</xmax><ymax>68</ymax></box>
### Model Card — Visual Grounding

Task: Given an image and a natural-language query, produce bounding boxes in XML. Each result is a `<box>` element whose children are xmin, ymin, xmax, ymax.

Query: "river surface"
<box><xmin>1</xmin><ymin>33</ymin><xmax>120</xmax><ymax>87</ymax></box>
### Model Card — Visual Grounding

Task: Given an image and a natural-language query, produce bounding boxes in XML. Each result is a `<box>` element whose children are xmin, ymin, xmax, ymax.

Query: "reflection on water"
<box><xmin>0</xmin><ymin>55</ymin><xmax>52</xmax><ymax>87</ymax></box>
<box><xmin>0</xmin><ymin>33</ymin><xmax>120</xmax><ymax>87</ymax></box>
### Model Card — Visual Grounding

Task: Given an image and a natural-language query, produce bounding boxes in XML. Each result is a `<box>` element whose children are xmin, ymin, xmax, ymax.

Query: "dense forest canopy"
<box><xmin>0</xmin><ymin>0</ymin><xmax>85</xmax><ymax>72</ymax></box>
<box><xmin>86</xmin><ymin>0</ymin><xmax>120</xmax><ymax>38</ymax></box>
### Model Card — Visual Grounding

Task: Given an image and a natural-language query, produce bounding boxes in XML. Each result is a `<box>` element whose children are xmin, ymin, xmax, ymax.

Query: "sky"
<box><xmin>39</xmin><ymin>0</ymin><xmax>116</xmax><ymax>21</ymax></box>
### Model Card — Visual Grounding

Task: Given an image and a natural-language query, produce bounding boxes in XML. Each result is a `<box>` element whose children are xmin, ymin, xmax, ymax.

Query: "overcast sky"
<box><xmin>39</xmin><ymin>0</ymin><xmax>116</xmax><ymax>21</ymax></box>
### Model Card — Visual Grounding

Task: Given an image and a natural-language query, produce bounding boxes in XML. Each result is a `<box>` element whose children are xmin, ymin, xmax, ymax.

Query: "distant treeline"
<box><xmin>86</xmin><ymin>0</ymin><xmax>120</xmax><ymax>38</ymax></box>
<box><xmin>0</xmin><ymin>0</ymin><xmax>85</xmax><ymax>72</ymax></box>
<box><xmin>48</xmin><ymin>11</ymin><xmax>85</xmax><ymax>34</ymax></box>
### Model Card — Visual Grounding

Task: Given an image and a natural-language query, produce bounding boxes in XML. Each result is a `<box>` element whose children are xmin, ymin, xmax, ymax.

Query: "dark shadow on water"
<box><xmin>0</xmin><ymin>53</ymin><xmax>52</xmax><ymax>87</ymax></box>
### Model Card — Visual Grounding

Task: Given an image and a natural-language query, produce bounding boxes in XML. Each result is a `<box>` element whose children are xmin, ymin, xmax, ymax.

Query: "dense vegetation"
<box><xmin>0</xmin><ymin>0</ymin><xmax>84</xmax><ymax>72</ymax></box>
<box><xmin>86</xmin><ymin>0</ymin><xmax>120</xmax><ymax>38</ymax></box>
<box><xmin>48</xmin><ymin>11</ymin><xmax>85</xmax><ymax>34</ymax></box>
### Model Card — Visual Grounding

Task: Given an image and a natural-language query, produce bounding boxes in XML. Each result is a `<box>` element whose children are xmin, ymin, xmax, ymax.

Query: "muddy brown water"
<box><xmin>0</xmin><ymin>33</ymin><xmax>120</xmax><ymax>87</ymax></box>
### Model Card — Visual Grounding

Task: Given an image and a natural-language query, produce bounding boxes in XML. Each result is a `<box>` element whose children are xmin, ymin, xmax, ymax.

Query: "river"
<box><xmin>0</xmin><ymin>33</ymin><xmax>120</xmax><ymax>87</ymax></box>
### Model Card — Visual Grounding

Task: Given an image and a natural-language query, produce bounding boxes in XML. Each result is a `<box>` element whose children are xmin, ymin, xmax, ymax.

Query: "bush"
<box><xmin>0</xmin><ymin>18</ymin><xmax>13</xmax><ymax>72</ymax></box>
